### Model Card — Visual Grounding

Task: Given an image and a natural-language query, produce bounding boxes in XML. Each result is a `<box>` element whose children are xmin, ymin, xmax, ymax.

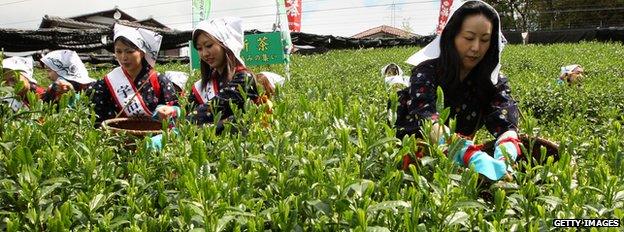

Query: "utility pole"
<box><xmin>391</xmin><ymin>0</ymin><xmax>396</xmax><ymax>27</ymax></box>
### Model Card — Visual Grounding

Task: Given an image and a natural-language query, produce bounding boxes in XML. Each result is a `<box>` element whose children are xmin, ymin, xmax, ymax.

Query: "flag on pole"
<box><xmin>192</xmin><ymin>0</ymin><xmax>211</xmax><ymax>26</ymax></box>
<box><xmin>277</xmin><ymin>0</ymin><xmax>293</xmax><ymax>79</ymax></box>
<box><xmin>277</xmin><ymin>0</ymin><xmax>293</xmax><ymax>57</ymax></box>
<box><xmin>284</xmin><ymin>0</ymin><xmax>302</xmax><ymax>32</ymax></box>
<box><xmin>190</xmin><ymin>0</ymin><xmax>211</xmax><ymax>70</ymax></box>
<box><xmin>435</xmin><ymin>0</ymin><xmax>453</xmax><ymax>35</ymax></box>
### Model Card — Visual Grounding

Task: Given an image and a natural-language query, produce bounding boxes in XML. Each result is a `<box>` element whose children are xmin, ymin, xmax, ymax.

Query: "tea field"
<box><xmin>1</xmin><ymin>42</ymin><xmax>623</xmax><ymax>231</ymax></box>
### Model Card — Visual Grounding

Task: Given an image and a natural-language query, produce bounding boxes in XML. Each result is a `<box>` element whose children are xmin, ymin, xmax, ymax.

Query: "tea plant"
<box><xmin>0</xmin><ymin>42</ymin><xmax>623</xmax><ymax>231</ymax></box>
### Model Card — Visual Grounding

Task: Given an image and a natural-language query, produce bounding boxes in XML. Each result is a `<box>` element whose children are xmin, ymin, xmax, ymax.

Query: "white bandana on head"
<box><xmin>113</xmin><ymin>24</ymin><xmax>163</xmax><ymax>67</ymax></box>
<box><xmin>381</xmin><ymin>63</ymin><xmax>409</xmax><ymax>88</ymax></box>
<box><xmin>380</xmin><ymin>63</ymin><xmax>404</xmax><ymax>77</ymax></box>
<box><xmin>40</xmin><ymin>50</ymin><xmax>95</xmax><ymax>84</ymax></box>
<box><xmin>560</xmin><ymin>64</ymin><xmax>583</xmax><ymax>77</ymax></box>
<box><xmin>2</xmin><ymin>56</ymin><xmax>36</xmax><ymax>83</ymax></box>
<box><xmin>193</xmin><ymin>17</ymin><xmax>245</xmax><ymax>66</ymax></box>
<box><xmin>259</xmin><ymin>71</ymin><xmax>285</xmax><ymax>89</ymax></box>
<box><xmin>405</xmin><ymin>0</ymin><xmax>506</xmax><ymax>85</ymax></box>
<box><xmin>163</xmin><ymin>71</ymin><xmax>189</xmax><ymax>91</ymax></box>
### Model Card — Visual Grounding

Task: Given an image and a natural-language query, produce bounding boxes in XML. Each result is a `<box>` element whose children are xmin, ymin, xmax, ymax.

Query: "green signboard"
<box><xmin>241</xmin><ymin>32</ymin><xmax>286</xmax><ymax>66</ymax></box>
<box><xmin>190</xmin><ymin>32</ymin><xmax>287</xmax><ymax>69</ymax></box>
<box><xmin>190</xmin><ymin>41</ymin><xmax>201</xmax><ymax>69</ymax></box>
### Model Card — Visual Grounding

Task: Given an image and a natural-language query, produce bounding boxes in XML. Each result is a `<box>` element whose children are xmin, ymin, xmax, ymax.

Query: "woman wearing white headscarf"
<box><xmin>381</xmin><ymin>63</ymin><xmax>410</xmax><ymax>91</ymax></box>
<box><xmin>187</xmin><ymin>17</ymin><xmax>259</xmax><ymax>129</ymax></box>
<box><xmin>397</xmin><ymin>1</ymin><xmax>520</xmax><ymax>181</ymax></box>
<box><xmin>40</xmin><ymin>49</ymin><xmax>95</xmax><ymax>102</ymax></box>
<box><xmin>2</xmin><ymin>56</ymin><xmax>46</xmax><ymax>109</ymax></box>
<box><xmin>87</xmin><ymin>24</ymin><xmax>179</xmax><ymax>124</ymax></box>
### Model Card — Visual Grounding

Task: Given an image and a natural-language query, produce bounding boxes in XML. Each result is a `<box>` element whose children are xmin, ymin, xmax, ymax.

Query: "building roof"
<box><xmin>70</xmin><ymin>8</ymin><xmax>137</xmax><ymax>22</ymax></box>
<box><xmin>39</xmin><ymin>15</ymin><xmax>109</xmax><ymax>30</ymax></box>
<box><xmin>135</xmin><ymin>17</ymin><xmax>170</xmax><ymax>29</ymax></box>
<box><xmin>351</xmin><ymin>25</ymin><xmax>416</xmax><ymax>38</ymax></box>
<box><xmin>39</xmin><ymin>15</ymin><xmax>174</xmax><ymax>33</ymax></box>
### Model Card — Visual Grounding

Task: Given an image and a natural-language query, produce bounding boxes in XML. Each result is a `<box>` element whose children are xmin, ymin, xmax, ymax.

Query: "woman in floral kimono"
<box><xmin>88</xmin><ymin>24</ymin><xmax>179</xmax><ymax>125</ymax></box>
<box><xmin>397</xmin><ymin>0</ymin><xmax>521</xmax><ymax>181</ymax></box>
<box><xmin>187</xmin><ymin>17</ymin><xmax>259</xmax><ymax>132</ymax></box>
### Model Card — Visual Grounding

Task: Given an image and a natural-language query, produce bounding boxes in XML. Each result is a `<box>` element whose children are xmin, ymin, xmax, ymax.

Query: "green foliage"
<box><xmin>1</xmin><ymin>42</ymin><xmax>623</xmax><ymax>230</ymax></box>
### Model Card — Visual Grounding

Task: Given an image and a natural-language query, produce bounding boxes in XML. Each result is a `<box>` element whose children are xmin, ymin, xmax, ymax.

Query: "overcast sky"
<box><xmin>0</xmin><ymin>0</ymin><xmax>440</xmax><ymax>37</ymax></box>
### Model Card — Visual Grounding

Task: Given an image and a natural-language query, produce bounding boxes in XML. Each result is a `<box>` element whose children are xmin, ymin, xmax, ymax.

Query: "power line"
<box><xmin>539</xmin><ymin>6</ymin><xmax>624</xmax><ymax>14</ymax></box>
<box><xmin>124</xmin><ymin>0</ymin><xmax>188</xmax><ymax>10</ymax></box>
<box><xmin>167</xmin><ymin>0</ymin><xmax>438</xmax><ymax>26</ymax></box>
<box><xmin>1</xmin><ymin>18</ymin><xmax>40</xmax><ymax>26</ymax></box>
<box><xmin>0</xmin><ymin>0</ymin><xmax>31</xmax><ymax>7</ymax></box>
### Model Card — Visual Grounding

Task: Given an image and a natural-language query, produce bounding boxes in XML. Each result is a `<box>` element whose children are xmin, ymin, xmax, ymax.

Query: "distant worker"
<box><xmin>381</xmin><ymin>63</ymin><xmax>410</xmax><ymax>91</ymax></box>
<box><xmin>40</xmin><ymin>49</ymin><xmax>96</xmax><ymax>102</ymax></box>
<box><xmin>162</xmin><ymin>71</ymin><xmax>190</xmax><ymax>96</ymax></box>
<box><xmin>1</xmin><ymin>56</ymin><xmax>45</xmax><ymax>110</ymax></box>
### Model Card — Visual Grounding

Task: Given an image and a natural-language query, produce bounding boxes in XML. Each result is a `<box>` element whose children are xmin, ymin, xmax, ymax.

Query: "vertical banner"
<box><xmin>435</xmin><ymin>0</ymin><xmax>453</xmax><ymax>35</ymax></box>
<box><xmin>277</xmin><ymin>0</ymin><xmax>293</xmax><ymax>59</ymax></box>
<box><xmin>284</xmin><ymin>0</ymin><xmax>302</xmax><ymax>32</ymax></box>
<box><xmin>190</xmin><ymin>0</ymin><xmax>212</xmax><ymax>70</ymax></box>
<box><xmin>277</xmin><ymin>0</ymin><xmax>293</xmax><ymax>79</ymax></box>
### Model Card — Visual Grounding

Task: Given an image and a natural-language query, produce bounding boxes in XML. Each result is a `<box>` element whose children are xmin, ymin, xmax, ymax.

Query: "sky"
<box><xmin>0</xmin><ymin>0</ymin><xmax>441</xmax><ymax>37</ymax></box>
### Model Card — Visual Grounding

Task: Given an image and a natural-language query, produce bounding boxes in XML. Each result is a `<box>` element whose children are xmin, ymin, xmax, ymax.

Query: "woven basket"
<box><xmin>481</xmin><ymin>134</ymin><xmax>559</xmax><ymax>163</ymax></box>
<box><xmin>101</xmin><ymin>117</ymin><xmax>163</xmax><ymax>137</ymax></box>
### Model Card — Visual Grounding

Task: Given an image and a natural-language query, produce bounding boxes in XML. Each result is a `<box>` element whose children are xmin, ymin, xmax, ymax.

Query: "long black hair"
<box><xmin>192</xmin><ymin>31</ymin><xmax>242</xmax><ymax>91</ymax></box>
<box><xmin>437</xmin><ymin>1</ymin><xmax>500</xmax><ymax>105</ymax></box>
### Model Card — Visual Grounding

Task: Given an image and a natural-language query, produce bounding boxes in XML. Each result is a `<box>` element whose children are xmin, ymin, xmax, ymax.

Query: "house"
<box><xmin>351</xmin><ymin>25</ymin><xmax>416</xmax><ymax>39</ymax></box>
<box><xmin>39</xmin><ymin>7</ymin><xmax>181</xmax><ymax>56</ymax></box>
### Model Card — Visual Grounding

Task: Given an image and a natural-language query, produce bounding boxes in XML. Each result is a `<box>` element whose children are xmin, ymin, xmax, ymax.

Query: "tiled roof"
<box><xmin>39</xmin><ymin>15</ymin><xmax>109</xmax><ymax>29</ymax></box>
<box><xmin>351</xmin><ymin>25</ymin><xmax>415</xmax><ymax>38</ymax></box>
<box><xmin>39</xmin><ymin>15</ymin><xmax>174</xmax><ymax>33</ymax></box>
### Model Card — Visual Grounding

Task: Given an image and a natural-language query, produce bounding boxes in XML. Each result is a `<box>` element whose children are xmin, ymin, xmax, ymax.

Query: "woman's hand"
<box><xmin>54</xmin><ymin>79</ymin><xmax>74</xmax><ymax>94</ymax></box>
<box><xmin>155</xmin><ymin>105</ymin><xmax>178</xmax><ymax>120</ymax></box>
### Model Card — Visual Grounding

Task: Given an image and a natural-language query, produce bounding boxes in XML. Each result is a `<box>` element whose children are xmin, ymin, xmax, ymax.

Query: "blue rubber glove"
<box><xmin>453</xmin><ymin>139</ymin><xmax>509</xmax><ymax>181</ymax></box>
<box><xmin>67</xmin><ymin>93</ymin><xmax>80</xmax><ymax>108</ymax></box>
<box><xmin>148</xmin><ymin>134</ymin><xmax>163</xmax><ymax>151</ymax></box>
<box><xmin>147</xmin><ymin>128</ymin><xmax>179</xmax><ymax>151</ymax></box>
<box><xmin>493</xmin><ymin>131</ymin><xmax>521</xmax><ymax>162</ymax></box>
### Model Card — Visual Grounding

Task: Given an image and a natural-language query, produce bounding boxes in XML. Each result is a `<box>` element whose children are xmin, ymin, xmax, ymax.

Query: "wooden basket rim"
<box><xmin>101</xmin><ymin>117</ymin><xmax>163</xmax><ymax>136</ymax></box>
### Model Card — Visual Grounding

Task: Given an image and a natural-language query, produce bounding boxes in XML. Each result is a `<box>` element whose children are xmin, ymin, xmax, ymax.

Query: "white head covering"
<box><xmin>162</xmin><ymin>71</ymin><xmax>189</xmax><ymax>90</ymax></box>
<box><xmin>259</xmin><ymin>71</ymin><xmax>285</xmax><ymax>89</ymax></box>
<box><xmin>113</xmin><ymin>24</ymin><xmax>163</xmax><ymax>67</ymax></box>
<box><xmin>559</xmin><ymin>64</ymin><xmax>583</xmax><ymax>77</ymax></box>
<box><xmin>380</xmin><ymin>63</ymin><xmax>404</xmax><ymax>77</ymax></box>
<box><xmin>2</xmin><ymin>56</ymin><xmax>36</xmax><ymax>83</ymax></box>
<box><xmin>40</xmin><ymin>50</ymin><xmax>95</xmax><ymax>84</ymax></box>
<box><xmin>405</xmin><ymin>0</ymin><xmax>506</xmax><ymax>85</ymax></box>
<box><xmin>193</xmin><ymin>17</ymin><xmax>245</xmax><ymax>66</ymax></box>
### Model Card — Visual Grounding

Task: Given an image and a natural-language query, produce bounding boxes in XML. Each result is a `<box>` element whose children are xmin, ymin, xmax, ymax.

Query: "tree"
<box><xmin>490</xmin><ymin>0</ymin><xmax>624</xmax><ymax>31</ymax></box>
<box><xmin>490</xmin><ymin>0</ymin><xmax>543</xmax><ymax>31</ymax></box>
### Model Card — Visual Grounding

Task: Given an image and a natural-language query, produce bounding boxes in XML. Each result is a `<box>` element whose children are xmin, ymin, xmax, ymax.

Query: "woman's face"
<box><xmin>2</xmin><ymin>70</ymin><xmax>31</xmax><ymax>92</ymax></box>
<box><xmin>114</xmin><ymin>40</ymin><xmax>144</xmax><ymax>72</ymax></box>
<box><xmin>454</xmin><ymin>14</ymin><xmax>492</xmax><ymax>74</ymax></box>
<box><xmin>45</xmin><ymin>66</ymin><xmax>59</xmax><ymax>81</ymax></box>
<box><xmin>195</xmin><ymin>32</ymin><xmax>226</xmax><ymax>71</ymax></box>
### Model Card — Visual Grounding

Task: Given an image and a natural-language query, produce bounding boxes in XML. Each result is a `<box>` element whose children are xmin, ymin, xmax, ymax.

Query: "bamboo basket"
<box><xmin>101</xmin><ymin>117</ymin><xmax>163</xmax><ymax>138</ymax></box>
